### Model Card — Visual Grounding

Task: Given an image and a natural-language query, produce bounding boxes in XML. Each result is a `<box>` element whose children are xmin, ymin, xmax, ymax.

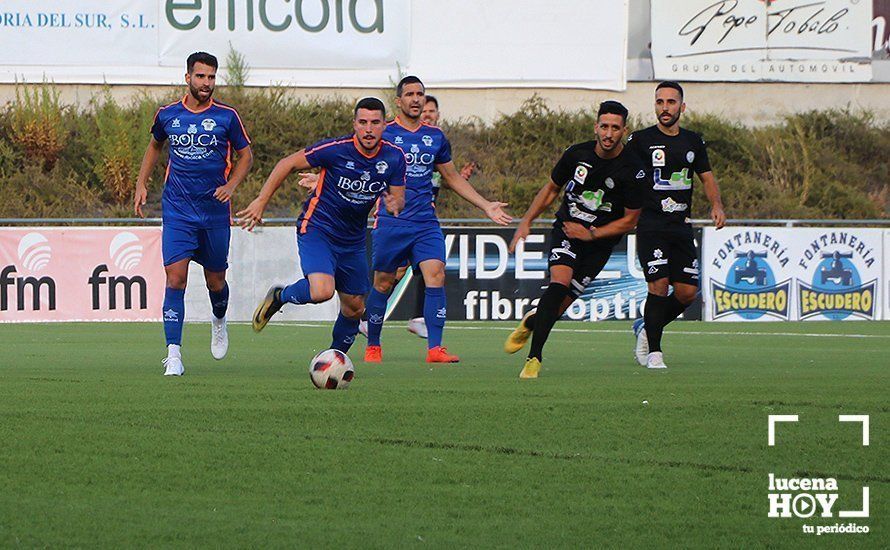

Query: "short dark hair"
<box><xmin>354</xmin><ymin>97</ymin><xmax>386</xmax><ymax>117</ymax></box>
<box><xmin>187</xmin><ymin>52</ymin><xmax>218</xmax><ymax>73</ymax></box>
<box><xmin>396</xmin><ymin>75</ymin><xmax>425</xmax><ymax>97</ymax></box>
<box><xmin>424</xmin><ymin>95</ymin><xmax>439</xmax><ymax>109</ymax></box>
<box><xmin>597</xmin><ymin>100</ymin><xmax>628</xmax><ymax>124</ymax></box>
<box><xmin>656</xmin><ymin>81</ymin><xmax>684</xmax><ymax>100</ymax></box>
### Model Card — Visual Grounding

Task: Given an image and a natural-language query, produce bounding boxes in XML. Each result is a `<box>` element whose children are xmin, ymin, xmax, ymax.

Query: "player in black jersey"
<box><xmin>505</xmin><ymin>101</ymin><xmax>644</xmax><ymax>379</ymax></box>
<box><xmin>625</xmin><ymin>81</ymin><xmax>726</xmax><ymax>369</ymax></box>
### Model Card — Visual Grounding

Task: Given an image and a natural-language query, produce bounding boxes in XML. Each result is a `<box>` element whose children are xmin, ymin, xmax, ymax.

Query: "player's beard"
<box><xmin>659</xmin><ymin>110</ymin><xmax>681</xmax><ymax>128</ymax></box>
<box><xmin>189</xmin><ymin>84</ymin><xmax>214</xmax><ymax>103</ymax></box>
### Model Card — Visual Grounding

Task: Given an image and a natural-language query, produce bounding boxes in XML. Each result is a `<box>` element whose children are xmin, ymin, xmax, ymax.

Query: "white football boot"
<box><xmin>358</xmin><ymin>319</ymin><xmax>369</xmax><ymax>338</ymax></box>
<box><xmin>163</xmin><ymin>356</ymin><xmax>185</xmax><ymax>376</ymax></box>
<box><xmin>211</xmin><ymin>315</ymin><xmax>229</xmax><ymax>360</ymax></box>
<box><xmin>407</xmin><ymin>317</ymin><xmax>428</xmax><ymax>339</ymax></box>
<box><xmin>646</xmin><ymin>351</ymin><xmax>667</xmax><ymax>370</ymax></box>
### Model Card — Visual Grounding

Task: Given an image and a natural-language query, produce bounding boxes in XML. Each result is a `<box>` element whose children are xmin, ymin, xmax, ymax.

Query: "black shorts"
<box><xmin>636</xmin><ymin>230</ymin><xmax>700</xmax><ymax>285</ymax></box>
<box><xmin>548</xmin><ymin>227</ymin><xmax>615</xmax><ymax>298</ymax></box>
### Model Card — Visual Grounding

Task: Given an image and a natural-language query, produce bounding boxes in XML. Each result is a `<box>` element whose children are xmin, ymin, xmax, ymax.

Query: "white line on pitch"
<box><xmin>248</xmin><ymin>322</ymin><xmax>890</xmax><ymax>339</ymax></box>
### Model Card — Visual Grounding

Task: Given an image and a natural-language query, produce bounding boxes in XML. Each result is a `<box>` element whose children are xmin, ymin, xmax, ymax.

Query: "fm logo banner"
<box><xmin>0</xmin><ymin>228</ymin><xmax>165</xmax><ymax>322</ymax></box>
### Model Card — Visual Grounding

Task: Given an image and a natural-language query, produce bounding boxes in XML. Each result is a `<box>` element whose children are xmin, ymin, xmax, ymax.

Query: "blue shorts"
<box><xmin>372</xmin><ymin>221</ymin><xmax>445</xmax><ymax>273</ymax></box>
<box><xmin>297</xmin><ymin>229</ymin><xmax>370</xmax><ymax>296</ymax></box>
<box><xmin>162</xmin><ymin>223</ymin><xmax>230</xmax><ymax>271</ymax></box>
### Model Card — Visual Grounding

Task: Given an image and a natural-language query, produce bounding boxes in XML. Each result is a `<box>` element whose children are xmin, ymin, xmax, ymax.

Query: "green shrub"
<box><xmin>8</xmin><ymin>84</ymin><xmax>68</xmax><ymax>170</ymax></box>
<box><xmin>0</xmin><ymin>86</ymin><xmax>886</xmax><ymax>221</ymax></box>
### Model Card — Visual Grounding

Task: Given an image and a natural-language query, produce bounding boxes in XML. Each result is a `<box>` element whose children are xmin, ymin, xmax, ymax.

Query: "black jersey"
<box><xmin>550</xmin><ymin>141</ymin><xmax>643</xmax><ymax>244</ymax></box>
<box><xmin>625</xmin><ymin>125</ymin><xmax>711</xmax><ymax>234</ymax></box>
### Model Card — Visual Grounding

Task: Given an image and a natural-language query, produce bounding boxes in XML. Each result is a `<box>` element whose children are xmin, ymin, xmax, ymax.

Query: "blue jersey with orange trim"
<box><xmin>376</xmin><ymin>118</ymin><xmax>452</xmax><ymax>224</ymax></box>
<box><xmin>298</xmin><ymin>135</ymin><xmax>407</xmax><ymax>245</ymax></box>
<box><xmin>151</xmin><ymin>97</ymin><xmax>251</xmax><ymax>228</ymax></box>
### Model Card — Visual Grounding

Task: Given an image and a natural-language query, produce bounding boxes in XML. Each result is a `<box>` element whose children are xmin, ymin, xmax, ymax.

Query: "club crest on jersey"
<box><xmin>171</xmin><ymin>118</ymin><xmax>181</xmax><ymax>128</ymax></box>
<box><xmin>422</xmin><ymin>135</ymin><xmax>433</xmax><ymax>147</ymax></box>
<box><xmin>605</xmin><ymin>177</ymin><xmax>614</xmax><ymax>189</ymax></box>
<box><xmin>201</xmin><ymin>118</ymin><xmax>216</xmax><ymax>132</ymax></box>
<box><xmin>652</xmin><ymin>149</ymin><xmax>665</xmax><ymax>167</ymax></box>
<box><xmin>574</xmin><ymin>165</ymin><xmax>588</xmax><ymax>183</ymax></box>
<box><xmin>375</xmin><ymin>161</ymin><xmax>388</xmax><ymax>174</ymax></box>
<box><xmin>686</xmin><ymin>151</ymin><xmax>695</xmax><ymax>163</ymax></box>
<box><xmin>394</xmin><ymin>136</ymin><xmax>404</xmax><ymax>144</ymax></box>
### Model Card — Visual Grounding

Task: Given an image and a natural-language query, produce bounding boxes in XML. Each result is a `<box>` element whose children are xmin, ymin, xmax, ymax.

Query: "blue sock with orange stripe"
<box><xmin>424</xmin><ymin>287</ymin><xmax>446</xmax><ymax>349</ymax></box>
<box><xmin>282</xmin><ymin>279</ymin><xmax>312</xmax><ymax>304</ymax></box>
<box><xmin>365</xmin><ymin>288</ymin><xmax>388</xmax><ymax>346</ymax></box>
<box><xmin>330</xmin><ymin>314</ymin><xmax>359</xmax><ymax>353</ymax></box>
<box><xmin>163</xmin><ymin>287</ymin><xmax>185</xmax><ymax>346</ymax></box>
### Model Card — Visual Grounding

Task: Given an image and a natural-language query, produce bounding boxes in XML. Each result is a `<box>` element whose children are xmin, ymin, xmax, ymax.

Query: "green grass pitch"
<box><xmin>0</xmin><ymin>320</ymin><xmax>886</xmax><ymax>547</ymax></box>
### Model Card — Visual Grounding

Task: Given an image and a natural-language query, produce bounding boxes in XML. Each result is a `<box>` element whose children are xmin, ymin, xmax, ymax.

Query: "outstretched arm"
<box><xmin>508</xmin><ymin>180</ymin><xmax>561</xmax><ymax>253</ymax></box>
<box><xmin>133</xmin><ymin>138</ymin><xmax>165</xmax><ymax>218</ymax></box>
<box><xmin>236</xmin><ymin>150</ymin><xmax>312</xmax><ymax>231</ymax></box>
<box><xmin>436</xmin><ymin>161</ymin><xmax>511</xmax><ymax>225</ymax></box>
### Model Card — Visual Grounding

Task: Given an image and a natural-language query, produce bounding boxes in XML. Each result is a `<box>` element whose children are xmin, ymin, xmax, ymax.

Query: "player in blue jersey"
<box><xmin>364</xmin><ymin>76</ymin><xmax>511</xmax><ymax>364</ymax></box>
<box><xmin>237</xmin><ymin>97</ymin><xmax>405</xmax><ymax>354</ymax></box>
<box><xmin>134</xmin><ymin>51</ymin><xmax>253</xmax><ymax>377</ymax></box>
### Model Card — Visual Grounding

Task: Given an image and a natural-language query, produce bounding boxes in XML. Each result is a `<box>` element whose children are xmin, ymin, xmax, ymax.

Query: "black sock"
<box><xmin>527</xmin><ymin>283</ymin><xmax>570</xmax><ymax>361</ymax></box>
<box><xmin>663</xmin><ymin>294</ymin><xmax>689</xmax><ymax>326</ymax></box>
<box><xmin>525</xmin><ymin>311</ymin><xmax>537</xmax><ymax>331</ymax></box>
<box><xmin>644</xmin><ymin>293</ymin><xmax>671</xmax><ymax>353</ymax></box>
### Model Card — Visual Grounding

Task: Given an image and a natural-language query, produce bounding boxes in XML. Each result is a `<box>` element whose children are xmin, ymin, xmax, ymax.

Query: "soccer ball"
<box><xmin>309</xmin><ymin>349</ymin><xmax>355</xmax><ymax>389</ymax></box>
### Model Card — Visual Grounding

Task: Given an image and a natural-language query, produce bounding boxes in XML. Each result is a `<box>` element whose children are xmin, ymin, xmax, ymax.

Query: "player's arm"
<box><xmin>133</xmin><ymin>137</ymin><xmax>165</xmax><ymax>218</ymax></box>
<box><xmin>563</xmin><ymin>208</ymin><xmax>641</xmax><ymax>241</ymax></box>
<box><xmin>236</xmin><ymin>150</ymin><xmax>312</xmax><ymax>231</ymax></box>
<box><xmin>508</xmin><ymin>180</ymin><xmax>561</xmax><ymax>253</ymax></box>
<box><xmin>699</xmin><ymin>171</ymin><xmax>726</xmax><ymax>229</ymax></box>
<box><xmin>436</xmin><ymin>161</ymin><xmax>511</xmax><ymax>225</ymax></box>
<box><xmin>213</xmin><ymin>145</ymin><xmax>254</xmax><ymax>203</ymax></box>
<box><xmin>383</xmin><ymin>184</ymin><xmax>405</xmax><ymax>217</ymax></box>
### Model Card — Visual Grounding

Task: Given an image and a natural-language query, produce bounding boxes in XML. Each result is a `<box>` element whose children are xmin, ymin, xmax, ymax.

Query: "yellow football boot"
<box><xmin>519</xmin><ymin>357</ymin><xmax>541</xmax><ymax>379</ymax></box>
<box><xmin>504</xmin><ymin>309</ymin><xmax>536</xmax><ymax>354</ymax></box>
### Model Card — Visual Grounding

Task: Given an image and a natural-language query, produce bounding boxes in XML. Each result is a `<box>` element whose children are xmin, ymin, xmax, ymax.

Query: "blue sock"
<box><xmin>365</xmin><ymin>288</ymin><xmax>389</xmax><ymax>346</ymax></box>
<box><xmin>163</xmin><ymin>287</ymin><xmax>185</xmax><ymax>346</ymax></box>
<box><xmin>209</xmin><ymin>283</ymin><xmax>229</xmax><ymax>319</ymax></box>
<box><xmin>424</xmin><ymin>286</ymin><xmax>446</xmax><ymax>349</ymax></box>
<box><xmin>281</xmin><ymin>278</ymin><xmax>312</xmax><ymax>304</ymax></box>
<box><xmin>330</xmin><ymin>313</ymin><xmax>360</xmax><ymax>353</ymax></box>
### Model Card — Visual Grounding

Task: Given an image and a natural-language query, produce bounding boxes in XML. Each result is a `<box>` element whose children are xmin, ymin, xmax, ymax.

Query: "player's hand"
<box><xmin>459</xmin><ymin>161</ymin><xmax>478</xmax><ymax>180</ymax></box>
<box><xmin>383</xmin><ymin>191</ymin><xmax>403</xmax><ymax>217</ymax></box>
<box><xmin>297</xmin><ymin>172</ymin><xmax>320</xmax><ymax>190</ymax></box>
<box><xmin>134</xmin><ymin>184</ymin><xmax>147</xmax><ymax>218</ymax></box>
<box><xmin>236</xmin><ymin>198</ymin><xmax>266</xmax><ymax>232</ymax></box>
<box><xmin>214</xmin><ymin>183</ymin><xmax>236</xmax><ymax>203</ymax></box>
<box><xmin>711</xmin><ymin>205</ymin><xmax>726</xmax><ymax>230</ymax></box>
<box><xmin>483</xmin><ymin>201</ymin><xmax>512</xmax><ymax>226</ymax></box>
<box><xmin>563</xmin><ymin>221</ymin><xmax>594</xmax><ymax>241</ymax></box>
<box><xmin>508</xmin><ymin>222</ymin><xmax>530</xmax><ymax>253</ymax></box>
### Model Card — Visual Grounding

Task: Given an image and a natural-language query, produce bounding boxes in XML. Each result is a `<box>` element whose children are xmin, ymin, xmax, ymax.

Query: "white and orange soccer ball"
<box><xmin>309</xmin><ymin>349</ymin><xmax>355</xmax><ymax>389</ymax></box>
